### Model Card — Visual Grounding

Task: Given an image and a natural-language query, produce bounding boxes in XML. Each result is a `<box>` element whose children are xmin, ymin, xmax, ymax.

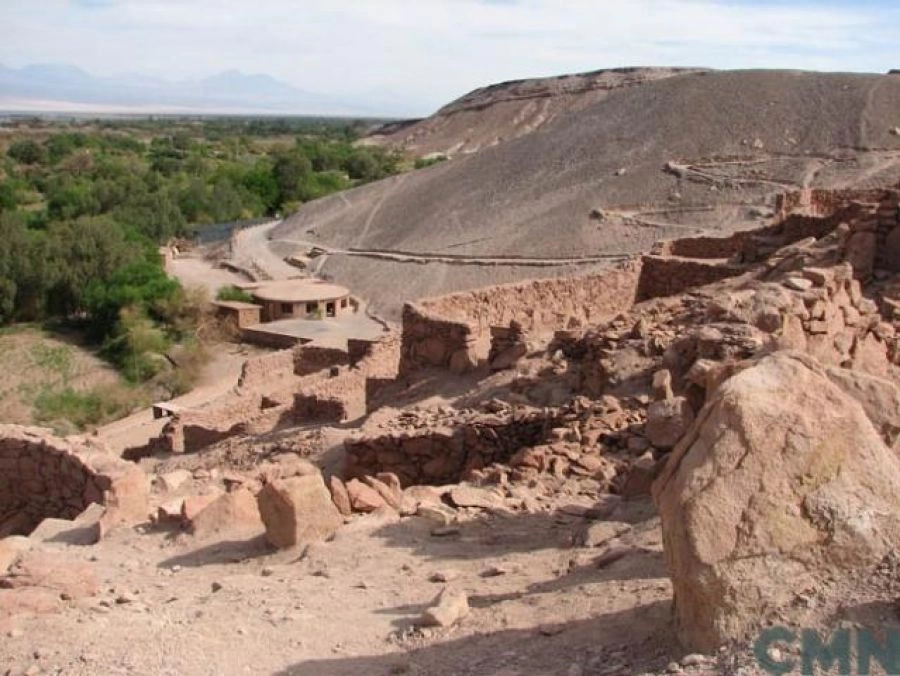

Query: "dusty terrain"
<box><xmin>4</xmin><ymin>181</ymin><xmax>900</xmax><ymax>675</ymax></box>
<box><xmin>275</xmin><ymin>69</ymin><xmax>900</xmax><ymax>318</ymax></box>
<box><xmin>0</xmin><ymin>327</ymin><xmax>124</xmax><ymax>428</ymax></box>
<box><xmin>364</xmin><ymin>67</ymin><xmax>705</xmax><ymax>157</ymax></box>
<box><xmin>6</xmin><ymin>67</ymin><xmax>900</xmax><ymax>676</ymax></box>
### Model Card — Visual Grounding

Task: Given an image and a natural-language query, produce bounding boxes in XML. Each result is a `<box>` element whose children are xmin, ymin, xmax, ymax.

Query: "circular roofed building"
<box><xmin>250</xmin><ymin>279</ymin><xmax>353</xmax><ymax>322</ymax></box>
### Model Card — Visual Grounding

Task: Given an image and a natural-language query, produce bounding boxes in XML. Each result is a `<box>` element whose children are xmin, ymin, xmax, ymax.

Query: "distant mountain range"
<box><xmin>0</xmin><ymin>63</ymin><xmax>397</xmax><ymax>116</ymax></box>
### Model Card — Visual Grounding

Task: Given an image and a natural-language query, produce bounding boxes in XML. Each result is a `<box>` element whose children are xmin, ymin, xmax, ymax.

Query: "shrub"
<box><xmin>216</xmin><ymin>286</ymin><xmax>254</xmax><ymax>303</ymax></box>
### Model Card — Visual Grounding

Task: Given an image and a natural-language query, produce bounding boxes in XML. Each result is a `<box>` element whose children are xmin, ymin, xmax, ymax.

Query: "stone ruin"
<box><xmin>0</xmin><ymin>425</ymin><xmax>148</xmax><ymax>537</ymax></box>
<box><xmin>4</xmin><ymin>181</ymin><xmax>900</xmax><ymax>656</ymax></box>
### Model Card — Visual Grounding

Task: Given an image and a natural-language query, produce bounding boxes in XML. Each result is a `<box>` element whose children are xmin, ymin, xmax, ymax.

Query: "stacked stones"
<box><xmin>344</xmin><ymin>406</ymin><xmax>564</xmax><ymax>486</ymax></box>
<box><xmin>0</xmin><ymin>426</ymin><xmax>148</xmax><ymax>537</ymax></box>
<box><xmin>488</xmin><ymin>320</ymin><xmax>528</xmax><ymax>370</ymax></box>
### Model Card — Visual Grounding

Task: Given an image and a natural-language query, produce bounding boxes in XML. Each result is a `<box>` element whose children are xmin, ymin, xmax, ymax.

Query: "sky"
<box><xmin>1</xmin><ymin>0</ymin><xmax>898</xmax><ymax>115</ymax></box>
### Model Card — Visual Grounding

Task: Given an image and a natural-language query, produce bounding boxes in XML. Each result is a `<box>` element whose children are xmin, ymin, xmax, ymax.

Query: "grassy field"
<box><xmin>0</xmin><ymin>325</ymin><xmax>150</xmax><ymax>434</ymax></box>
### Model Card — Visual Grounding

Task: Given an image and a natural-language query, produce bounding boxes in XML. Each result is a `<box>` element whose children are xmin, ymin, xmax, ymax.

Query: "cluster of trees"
<box><xmin>0</xmin><ymin>116</ymin><xmax>401</xmax><ymax>395</ymax></box>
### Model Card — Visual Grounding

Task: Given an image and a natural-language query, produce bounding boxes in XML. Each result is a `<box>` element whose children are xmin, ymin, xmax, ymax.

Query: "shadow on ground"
<box><xmin>273</xmin><ymin>601</ymin><xmax>676</xmax><ymax>676</ymax></box>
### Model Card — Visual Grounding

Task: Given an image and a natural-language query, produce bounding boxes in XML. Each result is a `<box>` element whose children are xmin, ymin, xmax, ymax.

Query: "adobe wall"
<box><xmin>0</xmin><ymin>425</ymin><xmax>148</xmax><ymax>536</ymax></box>
<box><xmin>635</xmin><ymin>257</ymin><xmax>745</xmax><ymax>302</ymax></box>
<box><xmin>401</xmin><ymin>262</ymin><xmax>643</xmax><ymax>374</ymax></box>
<box><xmin>344</xmin><ymin>408</ymin><xmax>562</xmax><ymax>486</ymax></box>
<box><xmin>293</xmin><ymin>345</ymin><xmax>350</xmax><ymax>376</ymax></box>
<box><xmin>293</xmin><ymin>335</ymin><xmax>401</xmax><ymax>423</ymax></box>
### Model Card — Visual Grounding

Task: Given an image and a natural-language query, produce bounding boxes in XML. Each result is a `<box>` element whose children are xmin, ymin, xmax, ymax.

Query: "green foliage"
<box><xmin>0</xmin><ymin>115</ymin><xmax>405</xmax><ymax>401</ymax></box>
<box><xmin>85</xmin><ymin>259</ymin><xmax>180</xmax><ymax>338</ymax></box>
<box><xmin>216</xmin><ymin>286</ymin><xmax>255</xmax><ymax>303</ymax></box>
<box><xmin>33</xmin><ymin>384</ymin><xmax>145</xmax><ymax>431</ymax></box>
<box><xmin>414</xmin><ymin>154</ymin><xmax>448</xmax><ymax>169</ymax></box>
<box><xmin>7</xmin><ymin>139</ymin><xmax>45</xmax><ymax>165</ymax></box>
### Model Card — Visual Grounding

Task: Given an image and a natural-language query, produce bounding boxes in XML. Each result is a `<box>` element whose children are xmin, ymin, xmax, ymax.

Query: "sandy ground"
<box><xmin>167</xmin><ymin>256</ymin><xmax>250</xmax><ymax>297</ymax></box>
<box><xmin>1</xmin><ymin>495</ymin><xmax>689</xmax><ymax>676</ymax></box>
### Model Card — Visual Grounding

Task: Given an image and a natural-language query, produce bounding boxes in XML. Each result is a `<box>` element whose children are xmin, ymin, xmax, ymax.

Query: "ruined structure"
<box><xmin>0</xmin><ymin>426</ymin><xmax>148</xmax><ymax>537</ymax></box>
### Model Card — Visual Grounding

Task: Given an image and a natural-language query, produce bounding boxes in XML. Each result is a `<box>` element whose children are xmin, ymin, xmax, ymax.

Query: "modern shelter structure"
<box><xmin>248</xmin><ymin>279</ymin><xmax>352</xmax><ymax>322</ymax></box>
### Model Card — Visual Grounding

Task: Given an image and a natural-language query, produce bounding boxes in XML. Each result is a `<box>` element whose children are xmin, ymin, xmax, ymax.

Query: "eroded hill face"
<box><xmin>365</xmin><ymin>67</ymin><xmax>706</xmax><ymax>157</ymax></box>
<box><xmin>276</xmin><ymin>70</ymin><xmax>900</xmax><ymax>319</ymax></box>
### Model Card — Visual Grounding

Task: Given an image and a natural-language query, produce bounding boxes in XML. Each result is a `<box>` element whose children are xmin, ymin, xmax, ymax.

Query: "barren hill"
<box><xmin>365</xmin><ymin>66</ymin><xmax>705</xmax><ymax>157</ymax></box>
<box><xmin>274</xmin><ymin>69</ymin><xmax>900</xmax><ymax>317</ymax></box>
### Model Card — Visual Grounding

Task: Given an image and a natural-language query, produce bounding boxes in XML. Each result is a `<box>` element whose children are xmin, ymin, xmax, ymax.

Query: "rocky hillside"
<box><xmin>365</xmin><ymin>67</ymin><xmax>704</xmax><ymax>157</ymax></box>
<box><xmin>275</xmin><ymin>69</ymin><xmax>900</xmax><ymax>318</ymax></box>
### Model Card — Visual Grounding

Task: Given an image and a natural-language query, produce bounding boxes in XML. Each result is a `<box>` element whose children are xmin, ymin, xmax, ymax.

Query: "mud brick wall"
<box><xmin>293</xmin><ymin>345</ymin><xmax>350</xmax><ymax>376</ymax></box>
<box><xmin>343</xmin><ymin>410</ymin><xmax>560</xmax><ymax>486</ymax></box>
<box><xmin>401</xmin><ymin>263</ymin><xmax>643</xmax><ymax>374</ymax></box>
<box><xmin>0</xmin><ymin>425</ymin><xmax>148</xmax><ymax>536</ymax></box>
<box><xmin>237</xmin><ymin>349</ymin><xmax>296</xmax><ymax>390</ymax></box>
<box><xmin>635</xmin><ymin>256</ymin><xmax>745</xmax><ymax>302</ymax></box>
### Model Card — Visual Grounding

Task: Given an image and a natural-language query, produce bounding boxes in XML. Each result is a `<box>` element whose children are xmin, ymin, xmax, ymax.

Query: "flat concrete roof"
<box><xmin>245</xmin><ymin>312</ymin><xmax>387</xmax><ymax>349</ymax></box>
<box><xmin>251</xmin><ymin>279</ymin><xmax>350</xmax><ymax>304</ymax></box>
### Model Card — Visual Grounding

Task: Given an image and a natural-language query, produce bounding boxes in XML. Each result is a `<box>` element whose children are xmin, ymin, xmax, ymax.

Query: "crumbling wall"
<box><xmin>635</xmin><ymin>256</ymin><xmax>745</xmax><ymax>302</ymax></box>
<box><xmin>293</xmin><ymin>335</ymin><xmax>400</xmax><ymax>423</ymax></box>
<box><xmin>419</xmin><ymin>261</ymin><xmax>643</xmax><ymax>329</ymax></box>
<box><xmin>237</xmin><ymin>349</ymin><xmax>296</xmax><ymax>390</ymax></box>
<box><xmin>401</xmin><ymin>262</ymin><xmax>643</xmax><ymax>373</ymax></box>
<box><xmin>399</xmin><ymin>304</ymin><xmax>478</xmax><ymax>375</ymax></box>
<box><xmin>775</xmin><ymin>186</ymin><xmax>896</xmax><ymax>220</ymax></box>
<box><xmin>344</xmin><ymin>408</ymin><xmax>561</xmax><ymax>486</ymax></box>
<box><xmin>0</xmin><ymin>426</ymin><xmax>148</xmax><ymax>536</ymax></box>
<box><xmin>293</xmin><ymin>345</ymin><xmax>350</xmax><ymax>376</ymax></box>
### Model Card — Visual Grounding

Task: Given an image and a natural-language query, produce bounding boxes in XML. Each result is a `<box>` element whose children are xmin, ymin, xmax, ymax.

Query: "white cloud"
<box><xmin>1</xmin><ymin>0</ymin><xmax>896</xmax><ymax>115</ymax></box>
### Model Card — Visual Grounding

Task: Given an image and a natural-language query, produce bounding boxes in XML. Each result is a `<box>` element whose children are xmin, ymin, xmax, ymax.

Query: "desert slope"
<box><xmin>365</xmin><ymin>66</ymin><xmax>705</xmax><ymax>156</ymax></box>
<box><xmin>275</xmin><ymin>69</ymin><xmax>900</xmax><ymax>316</ymax></box>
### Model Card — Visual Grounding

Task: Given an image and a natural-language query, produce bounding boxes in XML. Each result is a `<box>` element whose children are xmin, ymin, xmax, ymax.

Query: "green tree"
<box><xmin>272</xmin><ymin>149</ymin><xmax>312</xmax><ymax>204</ymax></box>
<box><xmin>7</xmin><ymin>139</ymin><xmax>45</xmax><ymax>165</ymax></box>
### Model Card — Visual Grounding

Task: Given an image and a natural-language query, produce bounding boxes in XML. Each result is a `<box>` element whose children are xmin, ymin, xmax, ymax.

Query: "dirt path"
<box><xmin>231</xmin><ymin>221</ymin><xmax>302</xmax><ymax>281</ymax></box>
<box><xmin>96</xmin><ymin>346</ymin><xmax>258</xmax><ymax>456</ymax></box>
<box><xmin>276</xmin><ymin>237</ymin><xmax>632</xmax><ymax>268</ymax></box>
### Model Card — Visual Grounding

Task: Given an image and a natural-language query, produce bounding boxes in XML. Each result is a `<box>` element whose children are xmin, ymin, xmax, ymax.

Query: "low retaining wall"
<box><xmin>635</xmin><ymin>256</ymin><xmax>745</xmax><ymax>302</ymax></box>
<box><xmin>0</xmin><ymin>426</ymin><xmax>148</xmax><ymax>536</ymax></box>
<box><xmin>344</xmin><ymin>409</ymin><xmax>561</xmax><ymax>486</ymax></box>
<box><xmin>401</xmin><ymin>262</ymin><xmax>643</xmax><ymax>374</ymax></box>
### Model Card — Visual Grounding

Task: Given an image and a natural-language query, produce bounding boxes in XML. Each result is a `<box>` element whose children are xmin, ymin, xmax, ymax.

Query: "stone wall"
<box><xmin>293</xmin><ymin>335</ymin><xmax>400</xmax><ymax>423</ymax></box>
<box><xmin>0</xmin><ymin>425</ymin><xmax>148</xmax><ymax>536</ymax></box>
<box><xmin>400</xmin><ymin>262</ymin><xmax>643</xmax><ymax>374</ymax></box>
<box><xmin>344</xmin><ymin>408</ymin><xmax>562</xmax><ymax>486</ymax></box>
<box><xmin>237</xmin><ymin>349</ymin><xmax>296</xmax><ymax>390</ymax></box>
<box><xmin>293</xmin><ymin>345</ymin><xmax>350</xmax><ymax>376</ymax></box>
<box><xmin>635</xmin><ymin>256</ymin><xmax>745</xmax><ymax>302</ymax></box>
<box><xmin>775</xmin><ymin>186</ymin><xmax>896</xmax><ymax>220</ymax></box>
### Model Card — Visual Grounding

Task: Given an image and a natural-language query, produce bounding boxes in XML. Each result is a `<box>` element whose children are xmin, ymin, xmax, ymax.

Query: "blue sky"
<box><xmin>1</xmin><ymin>0</ymin><xmax>897</xmax><ymax>115</ymax></box>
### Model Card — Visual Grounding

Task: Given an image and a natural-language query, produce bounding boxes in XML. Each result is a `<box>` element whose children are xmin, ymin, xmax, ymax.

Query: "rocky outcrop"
<box><xmin>653</xmin><ymin>352</ymin><xmax>900</xmax><ymax>651</ymax></box>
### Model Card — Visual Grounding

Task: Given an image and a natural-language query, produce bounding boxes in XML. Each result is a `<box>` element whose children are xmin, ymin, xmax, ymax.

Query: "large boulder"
<box><xmin>257</xmin><ymin>474</ymin><xmax>343</xmax><ymax>549</ymax></box>
<box><xmin>653</xmin><ymin>351</ymin><xmax>900</xmax><ymax>652</ymax></box>
<box><xmin>646</xmin><ymin>396</ymin><xmax>694</xmax><ymax>450</ymax></box>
